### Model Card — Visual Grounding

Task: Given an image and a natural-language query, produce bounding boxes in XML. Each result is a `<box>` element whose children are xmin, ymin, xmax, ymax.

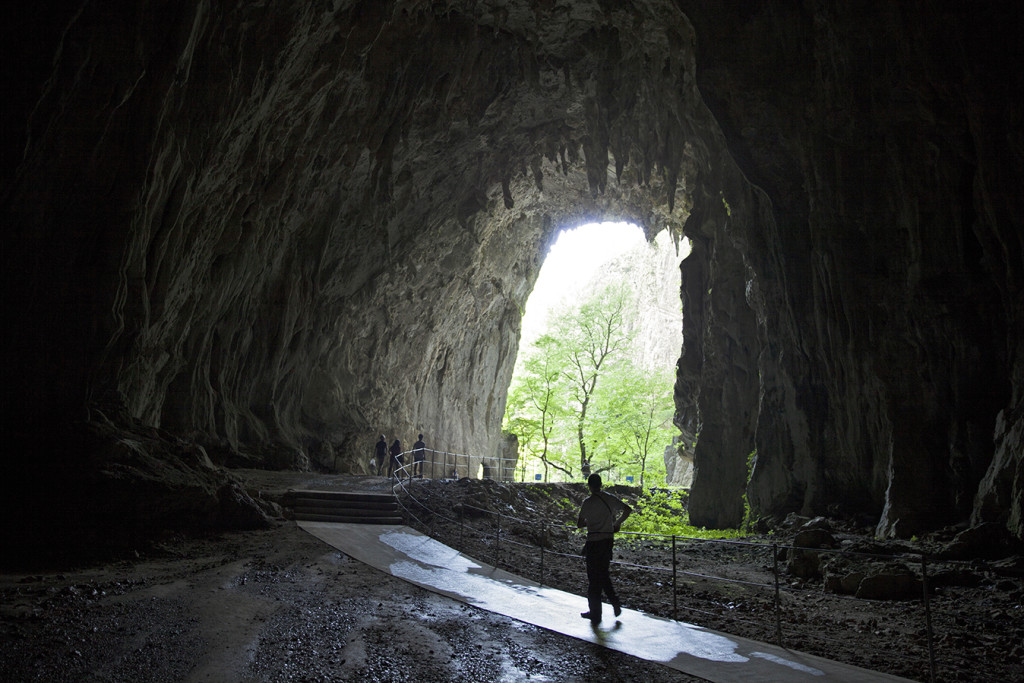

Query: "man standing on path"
<box><xmin>374</xmin><ymin>435</ymin><xmax>388</xmax><ymax>476</ymax></box>
<box><xmin>388</xmin><ymin>438</ymin><xmax>403</xmax><ymax>479</ymax></box>
<box><xmin>576</xmin><ymin>473</ymin><xmax>632</xmax><ymax>624</ymax></box>
<box><xmin>412</xmin><ymin>434</ymin><xmax>426</xmax><ymax>478</ymax></box>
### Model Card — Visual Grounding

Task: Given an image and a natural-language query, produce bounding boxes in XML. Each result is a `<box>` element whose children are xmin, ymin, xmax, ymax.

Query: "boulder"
<box><xmin>787</xmin><ymin>548</ymin><xmax>823</xmax><ymax>579</ymax></box>
<box><xmin>822</xmin><ymin>555</ymin><xmax>864</xmax><ymax>595</ymax></box>
<box><xmin>938</xmin><ymin>523</ymin><xmax>1022</xmax><ymax>561</ymax></box>
<box><xmin>824</xmin><ymin>569</ymin><xmax>868</xmax><ymax>595</ymax></box>
<box><xmin>855</xmin><ymin>565</ymin><xmax>923</xmax><ymax>601</ymax></box>
<box><xmin>928</xmin><ymin>568</ymin><xmax>983</xmax><ymax>588</ymax></box>
<box><xmin>782</xmin><ymin>513</ymin><xmax>812</xmax><ymax>529</ymax></box>
<box><xmin>793</xmin><ymin>528</ymin><xmax>837</xmax><ymax>549</ymax></box>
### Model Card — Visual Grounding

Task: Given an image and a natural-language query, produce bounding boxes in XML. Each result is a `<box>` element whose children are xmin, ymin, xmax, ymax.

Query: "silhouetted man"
<box><xmin>374</xmin><ymin>435</ymin><xmax>387</xmax><ymax>476</ymax></box>
<box><xmin>412</xmin><ymin>434</ymin><xmax>426</xmax><ymax>478</ymax></box>
<box><xmin>576</xmin><ymin>473</ymin><xmax>632</xmax><ymax>623</ymax></box>
<box><xmin>388</xmin><ymin>438</ymin><xmax>403</xmax><ymax>479</ymax></box>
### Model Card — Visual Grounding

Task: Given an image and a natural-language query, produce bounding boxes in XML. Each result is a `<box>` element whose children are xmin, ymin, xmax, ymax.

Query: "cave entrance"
<box><xmin>504</xmin><ymin>221</ymin><xmax>691</xmax><ymax>488</ymax></box>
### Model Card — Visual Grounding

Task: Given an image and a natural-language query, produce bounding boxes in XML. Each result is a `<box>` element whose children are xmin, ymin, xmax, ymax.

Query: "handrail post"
<box><xmin>540</xmin><ymin>521</ymin><xmax>546</xmax><ymax>587</ymax></box>
<box><xmin>672</xmin><ymin>535</ymin><xmax>678</xmax><ymax>621</ymax></box>
<box><xmin>495</xmin><ymin>513</ymin><xmax>501</xmax><ymax>566</ymax></box>
<box><xmin>772</xmin><ymin>543</ymin><xmax>783</xmax><ymax>646</ymax></box>
<box><xmin>459</xmin><ymin>502</ymin><xmax>464</xmax><ymax>550</ymax></box>
<box><xmin>922</xmin><ymin>553</ymin><xmax>937</xmax><ymax>683</ymax></box>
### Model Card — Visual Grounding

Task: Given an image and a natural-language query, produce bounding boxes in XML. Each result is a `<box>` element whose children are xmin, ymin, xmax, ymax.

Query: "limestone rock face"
<box><xmin>664</xmin><ymin>439</ymin><xmax>694</xmax><ymax>488</ymax></box>
<box><xmin>581</xmin><ymin>230</ymin><xmax>685</xmax><ymax>373</ymax></box>
<box><xmin>676</xmin><ymin>1</ymin><xmax>1023</xmax><ymax>537</ymax></box>
<box><xmin>2</xmin><ymin>1</ymin><xmax>1022</xmax><ymax>545</ymax></box>
<box><xmin>2</xmin><ymin>0</ymin><xmax>698</xmax><ymax>540</ymax></box>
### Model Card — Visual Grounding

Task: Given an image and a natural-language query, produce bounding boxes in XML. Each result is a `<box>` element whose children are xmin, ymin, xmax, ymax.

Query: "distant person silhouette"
<box><xmin>374</xmin><ymin>435</ymin><xmax>388</xmax><ymax>476</ymax></box>
<box><xmin>412</xmin><ymin>434</ymin><xmax>426</xmax><ymax>478</ymax></box>
<box><xmin>388</xmin><ymin>439</ymin><xmax>403</xmax><ymax>479</ymax></box>
<box><xmin>576</xmin><ymin>473</ymin><xmax>632</xmax><ymax>624</ymax></box>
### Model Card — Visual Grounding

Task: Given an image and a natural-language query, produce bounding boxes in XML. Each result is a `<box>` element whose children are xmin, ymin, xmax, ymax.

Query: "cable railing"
<box><xmin>380</xmin><ymin>447</ymin><xmax>519</xmax><ymax>481</ymax></box>
<box><xmin>384</xmin><ymin>464</ymin><xmax>1011</xmax><ymax>682</ymax></box>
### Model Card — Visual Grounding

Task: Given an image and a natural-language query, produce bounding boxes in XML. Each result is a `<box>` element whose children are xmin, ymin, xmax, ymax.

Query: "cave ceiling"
<box><xmin>1</xmin><ymin>0</ymin><xmax>1021</xmax><ymax>545</ymax></box>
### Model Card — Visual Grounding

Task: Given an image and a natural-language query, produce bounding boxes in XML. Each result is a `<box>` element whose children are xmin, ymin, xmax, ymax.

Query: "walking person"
<box><xmin>388</xmin><ymin>438</ymin><xmax>403</xmax><ymax>479</ymax></box>
<box><xmin>374</xmin><ymin>435</ymin><xmax>388</xmax><ymax>476</ymax></box>
<box><xmin>576</xmin><ymin>473</ymin><xmax>632</xmax><ymax>624</ymax></box>
<box><xmin>412</xmin><ymin>434</ymin><xmax>426</xmax><ymax>478</ymax></box>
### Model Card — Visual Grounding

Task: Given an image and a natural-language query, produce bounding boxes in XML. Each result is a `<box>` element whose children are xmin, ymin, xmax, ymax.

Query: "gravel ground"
<box><xmin>0</xmin><ymin>517</ymin><xmax>699</xmax><ymax>681</ymax></box>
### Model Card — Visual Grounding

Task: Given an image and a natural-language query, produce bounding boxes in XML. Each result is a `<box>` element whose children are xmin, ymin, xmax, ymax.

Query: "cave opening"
<box><xmin>505</xmin><ymin>220</ymin><xmax>692</xmax><ymax>488</ymax></box>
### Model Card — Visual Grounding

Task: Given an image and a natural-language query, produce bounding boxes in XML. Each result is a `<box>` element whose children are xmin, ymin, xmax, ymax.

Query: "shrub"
<box><xmin>623</xmin><ymin>490</ymin><xmax>747</xmax><ymax>541</ymax></box>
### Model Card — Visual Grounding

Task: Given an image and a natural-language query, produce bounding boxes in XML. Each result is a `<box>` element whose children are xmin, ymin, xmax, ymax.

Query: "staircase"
<box><xmin>286</xmin><ymin>490</ymin><xmax>403</xmax><ymax>525</ymax></box>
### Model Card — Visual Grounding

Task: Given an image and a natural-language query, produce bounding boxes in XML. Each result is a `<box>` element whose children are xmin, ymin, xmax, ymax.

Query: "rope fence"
<box><xmin>384</xmin><ymin>464</ymin><xmax>1012</xmax><ymax>682</ymax></box>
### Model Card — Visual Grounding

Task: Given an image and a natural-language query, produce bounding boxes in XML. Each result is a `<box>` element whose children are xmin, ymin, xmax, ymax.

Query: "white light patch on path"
<box><xmin>379</xmin><ymin>530</ymin><xmax>480</xmax><ymax>573</ymax></box>
<box><xmin>299</xmin><ymin>521</ymin><xmax>910</xmax><ymax>683</ymax></box>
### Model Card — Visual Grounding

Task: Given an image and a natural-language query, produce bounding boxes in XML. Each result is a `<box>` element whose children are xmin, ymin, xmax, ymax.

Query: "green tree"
<box><xmin>584</xmin><ymin>361</ymin><xmax>672</xmax><ymax>488</ymax></box>
<box><xmin>504</xmin><ymin>333</ymin><xmax>572</xmax><ymax>481</ymax></box>
<box><xmin>614</xmin><ymin>365</ymin><xmax>674</xmax><ymax>488</ymax></box>
<box><xmin>552</xmin><ymin>283</ymin><xmax>635</xmax><ymax>478</ymax></box>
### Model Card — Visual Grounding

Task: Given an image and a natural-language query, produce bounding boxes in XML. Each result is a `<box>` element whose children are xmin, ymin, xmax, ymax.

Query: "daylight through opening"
<box><xmin>504</xmin><ymin>222</ymin><xmax>694</xmax><ymax>489</ymax></box>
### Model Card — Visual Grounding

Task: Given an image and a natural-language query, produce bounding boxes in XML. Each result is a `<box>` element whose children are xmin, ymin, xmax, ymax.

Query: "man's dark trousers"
<box><xmin>584</xmin><ymin>538</ymin><xmax>619</xmax><ymax>620</ymax></box>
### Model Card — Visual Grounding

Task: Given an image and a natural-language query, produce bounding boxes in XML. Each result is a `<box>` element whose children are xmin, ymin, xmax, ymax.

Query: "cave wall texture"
<box><xmin>2</xmin><ymin>0</ymin><xmax>1021</xmax><ymax>547</ymax></box>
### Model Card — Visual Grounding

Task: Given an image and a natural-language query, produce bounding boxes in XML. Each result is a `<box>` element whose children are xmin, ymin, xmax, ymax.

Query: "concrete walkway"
<box><xmin>299</xmin><ymin>521</ymin><xmax>911</xmax><ymax>682</ymax></box>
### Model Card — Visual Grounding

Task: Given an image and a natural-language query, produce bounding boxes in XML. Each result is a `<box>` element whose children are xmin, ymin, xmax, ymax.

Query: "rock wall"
<box><xmin>2</xmin><ymin>0</ymin><xmax>1021</xmax><ymax>545</ymax></box>
<box><xmin>664</xmin><ymin>437</ymin><xmax>695</xmax><ymax>488</ymax></box>
<box><xmin>2</xmin><ymin>0</ymin><xmax>695</xmax><ymax>525</ymax></box>
<box><xmin>677</xmin><ymin>1</ymin><xmax>1023</xmax><ymax>537</ymax></box>
<box><xmin>584</xmin><ymin>230</ymin><xmax>686</xmax><ymax>373</ymax></box>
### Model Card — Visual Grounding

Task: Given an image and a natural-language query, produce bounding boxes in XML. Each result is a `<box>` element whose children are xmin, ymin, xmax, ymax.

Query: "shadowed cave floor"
<box><xmin>0</xmin><ymin>520</ymin><xmax>701</xmax><ymax>682</ymax></box>
<box><xmin>1</xmin><ymin>470</ymin><xmax>1021</xmax><ymax>682</ymax></box>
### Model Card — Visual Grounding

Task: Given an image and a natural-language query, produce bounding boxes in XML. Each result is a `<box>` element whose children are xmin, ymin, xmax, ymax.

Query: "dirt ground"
<box><xmin>2</xmin><ymin>470</ymin><xmax>1021</xmax><ymax>683</ymax></box>
<box><xmin>0</xmin><ymin>472</ymin><xmax>699</xmax><ymax>683</ymax></box>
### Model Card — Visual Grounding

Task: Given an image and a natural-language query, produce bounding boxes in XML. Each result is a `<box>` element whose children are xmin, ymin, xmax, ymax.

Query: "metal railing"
<box><xmin>385</xmin><ymin>469</ymin><xmax>1010</xmax><ymax>682</ymax></box>
<box><xmin>378</xmin><ymin>448</ymin><xmax>518</xmax><ymax>481</ymax></box>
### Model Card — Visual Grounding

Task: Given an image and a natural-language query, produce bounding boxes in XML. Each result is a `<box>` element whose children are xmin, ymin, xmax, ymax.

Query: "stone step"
<box><xmin>292</xmin><ymin>503</ymin><xmax>398</xmax><ymax>517</ymax></box>
<box><xmin>285</xmin><ymin>489</ymin><xmax>402</xmax><ymax>525</ymax></box>
<box><xmin>293</xmin><ymin>512</ymin><xmax>404</xmax><ymax>525</ymax></box>
<box><xmin>288</xmin><ymin>490</ymin><xmax>398</xmax><ymax>503</ymax></box>
<box><xmin>291</xmin><ymin>498</ymin><xmax>399</xmax><ymax>512</ymax></box>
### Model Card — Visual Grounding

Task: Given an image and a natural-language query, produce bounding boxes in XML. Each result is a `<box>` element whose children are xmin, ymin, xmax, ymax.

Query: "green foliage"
<box><xmin>553</xmin><ymin>282</ymin><xmax>634</xmax><ymax>475</ymax></box>
<box><xmin>623</xmin><ymin>490</ymin><xmax>748</xmax><ymax>540</ymax></box>
<box><xmin>593</xmin><ymin>364</ymin><xmax>675</xmax><ymax>488</ymax></box>
<box><xmin>505</xmin><ymin>280</ymin><xmax>680</xmax><ymax>487</ymax></box>
<box><xmin>741</xmin><ymin>449</ymin><xmax>757</xmax><ymax>531</ymax></box>
<box><xmin>504</xmin><ymin>332</ymin><xmax>573</xmax><ymax>481</ymax></box>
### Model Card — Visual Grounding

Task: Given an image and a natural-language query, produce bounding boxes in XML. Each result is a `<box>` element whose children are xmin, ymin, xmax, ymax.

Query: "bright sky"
<box><xmin>520</xmin><ymin>221</ymin><xmax>645</xmax><ymax>345</ymax></box>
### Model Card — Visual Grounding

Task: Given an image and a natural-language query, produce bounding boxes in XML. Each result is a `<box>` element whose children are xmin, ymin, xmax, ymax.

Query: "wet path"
<box><xmin>299</xmin><ymin>521</ymin><xmax>911</xmax><ymax>682</ymax></box>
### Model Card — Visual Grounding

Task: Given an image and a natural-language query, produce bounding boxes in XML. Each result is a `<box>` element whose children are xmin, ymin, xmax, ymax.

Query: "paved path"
<box><xmin>299</xmin><ymin>521</ymin><xmax>911</xmax><ymax>682</ymax></box>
